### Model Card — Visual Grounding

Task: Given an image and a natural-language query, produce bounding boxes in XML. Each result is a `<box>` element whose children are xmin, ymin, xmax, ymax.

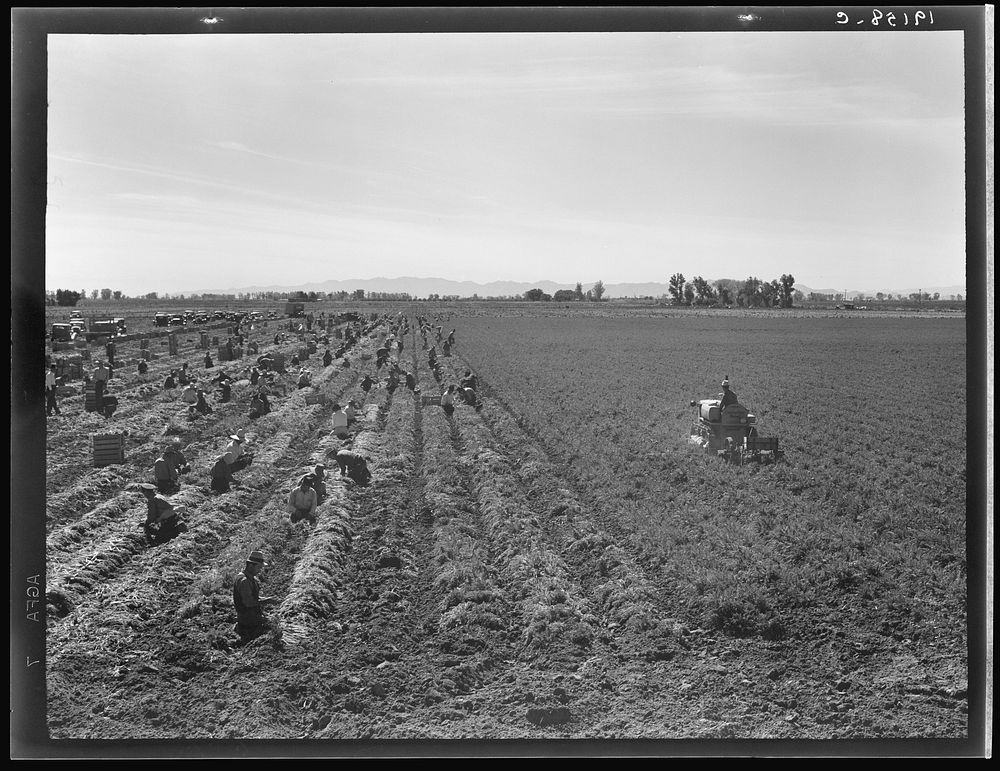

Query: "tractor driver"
<box><xmin>719</xmin><ymin>378</ymin><xmax>738</xmax><ymax>410</ymax></box>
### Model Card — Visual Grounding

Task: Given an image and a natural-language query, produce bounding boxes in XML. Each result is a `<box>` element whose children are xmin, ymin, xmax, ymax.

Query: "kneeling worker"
<box><xmin>153</xmin><ymin>452</ymin><xmax>179</xmax><ymax>494</ymax></box>
<box><xmin>287</xmin><ymin>474</ymin><xmax>318</xmax><ymax>525</ymax></box>
<box><xmin>211</xmin><ymin>453</ymin><xmax>235</xmax><ymax>493</ymax></box>
<box><xmin>138</xmin><ymin>484</ymin><xmax>187</xmax><ymax>544</ymax></box>
<box><xmin>331</xmin><ymin>403</ymin><xmax>349</xmax><ymax>439</ymax></box>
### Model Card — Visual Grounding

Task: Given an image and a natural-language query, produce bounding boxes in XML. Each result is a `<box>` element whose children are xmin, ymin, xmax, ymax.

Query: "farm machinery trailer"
<box><xmin>689</xmin><ymin>397</ymin><xmax>783</xmax><ymax>465</ymax></box>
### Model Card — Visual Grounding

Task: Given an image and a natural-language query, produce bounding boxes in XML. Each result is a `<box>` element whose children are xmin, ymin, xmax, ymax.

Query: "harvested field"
<box><xmin>33</xmin><ymin>305</ymin><xmax>977</xmax><ymax>748</ymax></box>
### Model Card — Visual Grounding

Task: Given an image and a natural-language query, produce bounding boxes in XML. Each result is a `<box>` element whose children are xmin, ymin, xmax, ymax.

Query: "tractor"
<box><xmin>689</xmin><ymin>395</ymin><xmax>783</xmax><ymax>465</ymax></box>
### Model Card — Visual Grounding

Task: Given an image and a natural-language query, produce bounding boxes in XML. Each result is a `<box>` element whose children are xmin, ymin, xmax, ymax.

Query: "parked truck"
<box><xmin>85</xmin><ymin>318</ymin><xmax>127</xmax><ymax>341</ymax></box>
<box><xmin>282</xmin><ymin>300</ymin><xmax>306</xmax><ymax>317</ymax></box>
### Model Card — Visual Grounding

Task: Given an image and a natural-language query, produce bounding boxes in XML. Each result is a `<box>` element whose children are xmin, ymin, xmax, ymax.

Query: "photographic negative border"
<box><xmin>11</xmin><ymin>5</ymin><xmax>992</xmax><ymax>759</ymax></box>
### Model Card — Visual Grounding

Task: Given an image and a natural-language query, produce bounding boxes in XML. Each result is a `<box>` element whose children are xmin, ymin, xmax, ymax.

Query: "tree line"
<box><xmin>666</xmin><ymin>274</ymin><xmax>797</xmax><ymax>308</ymax></box>
<box><xmin>523</xmin><ymin>281</ymin><xmax>606</xmax><ymax>302</ymax></box>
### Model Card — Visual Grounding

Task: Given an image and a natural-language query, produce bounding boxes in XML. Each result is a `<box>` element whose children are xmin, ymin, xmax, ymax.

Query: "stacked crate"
<box><xmin>84</xmin><ymin>384</ymin><xmax>100</xmax><ymax>412</ymax></box>
<box><xmin>93</xmin><ymin>433</ymin><xmax>125</xmax><ymax>467</ymax></box>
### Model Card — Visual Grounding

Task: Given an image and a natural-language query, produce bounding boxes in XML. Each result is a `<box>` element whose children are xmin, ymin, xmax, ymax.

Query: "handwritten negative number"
<box><xmin>836</xmin><ymin>10</ymin><xmax>934</xmax><ymax>26</ymax></box>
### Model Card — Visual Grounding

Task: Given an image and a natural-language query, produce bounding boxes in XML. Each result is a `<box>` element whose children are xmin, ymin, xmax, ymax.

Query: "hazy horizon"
<box><xmin>45</xmin><ymin>30</ymin><xmax>966</xmax><ymax>297</ymax></box>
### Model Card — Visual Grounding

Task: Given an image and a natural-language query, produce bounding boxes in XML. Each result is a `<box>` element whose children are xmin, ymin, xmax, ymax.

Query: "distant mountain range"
<box><xmin>188</xmin><ymin>277</ymin><xmax>966</xmax><ymax>300</ymax></box>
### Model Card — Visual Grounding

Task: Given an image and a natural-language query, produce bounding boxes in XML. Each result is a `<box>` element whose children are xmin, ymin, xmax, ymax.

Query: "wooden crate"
<box><xmin>421</xmin><ymin>395</ymin><xmax>442</xmax><ymax>406</ymax></box>
<box><xmin>93</xmin><ymin>433</ymin><xmax>125</xmax><ymax>467</ymax></box>
<box><xmin>84</xmin><ymin>384</ymin><xmax>100</xmax><ymax>412</ymax></box>
<box><xmin>305</xmin><ymin>392</ymin><xmax>327</xmax><ymax>405</ymax></box>
<box><xmin>217</xmin><ymin>345</ymin><xmax>231</xmax><ymax>362</ymax></box>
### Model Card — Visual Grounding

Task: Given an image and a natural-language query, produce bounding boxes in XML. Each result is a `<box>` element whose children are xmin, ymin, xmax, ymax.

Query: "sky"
<box><xmin>43</xmin><ymin>29</ymin><xmax>967</xmax><ymax>296</ymax></box>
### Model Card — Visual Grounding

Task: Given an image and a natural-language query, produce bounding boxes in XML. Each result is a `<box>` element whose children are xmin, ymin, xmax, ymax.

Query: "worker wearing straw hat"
<box><xmin>225</xmin><ymin>428</ymin><xmax>252</xmax><ymax>471</ymax></box>
<box><xmin>233</xmin><ymin>550</ymin><xmax>275</xmax><ymax>643</ymax></box>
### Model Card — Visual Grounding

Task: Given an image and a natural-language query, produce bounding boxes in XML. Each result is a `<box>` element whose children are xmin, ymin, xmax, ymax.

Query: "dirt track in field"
<box><xmin>42</xmin><ymin>311</ymin><xmax>970</xmax><ymax>745</ymax></box>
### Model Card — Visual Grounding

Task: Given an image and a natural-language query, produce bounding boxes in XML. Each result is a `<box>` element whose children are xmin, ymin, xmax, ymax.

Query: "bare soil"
<box><xmin>39</xmin><ymin>311</ymin><xmax>973</xmax><ymax>752</ymax></box>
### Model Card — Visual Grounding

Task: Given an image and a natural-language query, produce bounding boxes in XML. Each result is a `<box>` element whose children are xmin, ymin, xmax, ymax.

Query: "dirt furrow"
<box><xmin>45</xmin><ymin>331</ymin><xmax>385</xmax><ymax>621</ymax></box>
<box><xmin>44</xmin><ymin>333</ymin><xmax>340</xmax><ymax>521</ymax></box>
<box><xmin>45</xmin><ymin>326</ymin><xmax>393</xmax><ymax>738</ymax></box>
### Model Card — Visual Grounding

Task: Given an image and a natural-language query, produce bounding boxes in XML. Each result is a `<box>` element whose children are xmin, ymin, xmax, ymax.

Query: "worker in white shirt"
<box><xmin>46</xmin><ymin>364</ymin><xmax>61</xmax><ymax>416</ymax></box>
<box><xmin>287</xmin><ymin>474</ymin><xmax>318</xmax><ymax>525</ymax></box>
<box><xmin>331</xmin><ymin>403</ymin><xmax>349</xmax><ymax>439</ymax></box>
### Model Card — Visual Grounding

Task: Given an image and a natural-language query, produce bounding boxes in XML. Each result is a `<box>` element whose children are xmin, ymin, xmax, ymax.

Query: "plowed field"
<box><xmin>40</xmin><ymin>307</ymin><xmax>974</xmax><ymax>747</ymax></box>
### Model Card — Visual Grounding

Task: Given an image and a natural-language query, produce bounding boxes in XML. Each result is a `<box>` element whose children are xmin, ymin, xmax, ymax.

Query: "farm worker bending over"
<box><xmin>163</xmin><ymin>439</ymin><xmax>191</xmax><ymax>476</ymax></box>
<box><xmin>360</xmin><ymin>375</ymin><xmax>375</xmax><ymax>393</ymax></box>
<box><xmin>211</xmin><ymin>453</ymin><xmax>234</xmax><ymax>493</ymax></box>
<box><xmin>233</xmin><ymin>550</ymin><xmax>275</xmax><ymax>644</ymax></box>
<box><xmin>138</xmin><ymin>484</ymin><xmax>187</xmax><ymax>544</ymax></box>
<box><xmin>334</xmin><ymin>449</ymin><xmax>372</xmax><ymax>486</ymax></box>
<box><xmin>441</xmin><ymin>385</ymin><xmax>457</xmax><ymax>416</ymax></box>
<box><xmin>718</xmin><ymin>377</ymin><xmax>738</xmax><ymax>410</ymax></box>
<box><xmin>460</xmin><ymin>370</ymin><xmax>478</xmax><ymax>391</ymax></box>
<box><xmin>461</xmin><ymin>387</ymin><xmax>481</xmax><ymax>411</ymax></box>
<box><xmin>287</xmin><ymin>475</ymin><xmax>318</xmax><ymax>525</ymax></box>
<box><xmin>181</xmin><ymin>382</ymin><xmax>199</xmax><ymax>405</ymax></box>
<box><xmin>331</xmin><ymin>404</ymin><xmax>349</xmax><ymax>439</ymax></box>
<box><xmin>93</xmin><ymin>361</ymin><xmax>110</xmax><ymax>402</ymax></box>
<box><xmin>153</xmin><ymin>453</ymin><xmax>179</xmax><ymax>494</ymax></box>
<box><xmin>344</xmin><ymin>400</ymin><xmax>357</xmax><ymax>424</ymax></box>
<box><xmin>323</xmin><ymin>348</ymin><xmax>333</xmax><ymax>367</ymax></box>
